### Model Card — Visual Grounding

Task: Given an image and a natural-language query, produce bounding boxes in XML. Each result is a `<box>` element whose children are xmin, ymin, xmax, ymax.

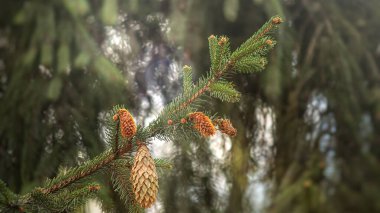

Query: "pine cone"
<box><xmin>188</xmin><ymin>112</ymin><xmax>216</xmax><ymax>137</ymax></box>
<box><xmin>115</xmin><ymin>109</ymin><xmax>137</xmax><ymax>138</ymax></box>
<box><xmin>130</xmin><ymin>144</ymin><xmax>158</xmax><ymax>208</ymax></box>
<box><xmin>216</xmin><ymin>119</ymin><xmax>237</xmax><ymax>137</ymax></box>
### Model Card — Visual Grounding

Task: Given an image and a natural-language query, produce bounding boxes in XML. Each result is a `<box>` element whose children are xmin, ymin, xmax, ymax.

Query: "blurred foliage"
<box><xmin>1</xmin><ymin>0</ymin><xmax>380</xmax><ymax>212</ymax></box>
<box><xmin>0</xmin><ymin>0</ymin><xmax>133</xmax><ymax>211</ymax></box>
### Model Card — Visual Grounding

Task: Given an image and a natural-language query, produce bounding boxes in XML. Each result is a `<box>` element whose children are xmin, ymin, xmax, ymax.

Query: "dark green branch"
<box><xmin>41</xmin><ymin>141</ymin><xmax>132</xmax><ymax>194</ymax></box>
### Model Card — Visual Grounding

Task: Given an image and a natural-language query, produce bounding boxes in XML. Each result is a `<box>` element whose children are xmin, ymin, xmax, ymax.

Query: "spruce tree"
<box><xmin>0</xmin><ymin>16</ymin><xmax>282</xmax><ymax>212</ymax></box>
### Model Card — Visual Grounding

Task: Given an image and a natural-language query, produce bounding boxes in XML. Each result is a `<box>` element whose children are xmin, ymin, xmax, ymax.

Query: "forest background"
<box><xmin>1</xmin><ymin>0</ymin><xmax>380</xmax><ymax>212</ymax></box>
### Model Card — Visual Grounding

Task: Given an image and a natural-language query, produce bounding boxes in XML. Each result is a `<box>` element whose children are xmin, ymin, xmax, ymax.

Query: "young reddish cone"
<box><xmin>272</xmin><ymin>17</ymin><xmax>283</xmax><ymax>24</ymax></box>
<box><xmin>188</xmin><ymin>112</ymin><xmax>216</xmax><ymax>137</ymax></box>
<box><xmin>114</xmin><ymin>109</ymin><xmax>137</xmax><ymax>138</ymax></box>
<box><xmin>88</xmin><ymin>185</ymin><xmax>101</xmax><ymax>192</ymax></box>
<box><xmin>218</xmin><ymin>36</ymin><xmax>228</xmax><ymax>46</ymax></box>
<box><xmin>265</xmin><ymin>39</ymin><xmax>273</xmax><ymax>46</ymax></box>
<box><xmin>216</xmin><ymin>119</ymin><xmax>237</xmax><ymax>137</ymax></box>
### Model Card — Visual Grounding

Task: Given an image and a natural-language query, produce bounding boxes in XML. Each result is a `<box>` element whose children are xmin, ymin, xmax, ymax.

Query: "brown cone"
<box><xmin>188</xmin><ymin>112</ymin><xmax>216</xmax><ymax>137</ymax></box>
<box><xmin>217</xmin><ymin>119</ymin><xmax>237</xmax><ymax>137</ymax></box>
<box><xmin>116</xmin><ymin>109</ymin><xmax>137</xmax><ymax>138</ymax></box>
<box><xmin>130</xmin><ymin>144</ymin><xmax>158</xmax><ymax>208</ymax></box>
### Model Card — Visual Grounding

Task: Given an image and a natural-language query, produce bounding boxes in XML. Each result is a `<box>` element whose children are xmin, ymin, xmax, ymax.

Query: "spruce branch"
<box><xmin>30</xmin><ymin>183</ymin><xmax>100</xmax><ymax>212</ymax></box>
<box><xmin>145</xmin><ymin>16</ymin><xmax>282</xmax><ymax>140</ymax></box>
<box><xmin>41</xmin><ymin>142</ymin><xmax>133</xmax><ymax>195</ymax></box>
<box><xmin>182</xmin><ymin>65</ymin><xmax>194</xmax><ymax>96</ymax></box>
<box><xmin>39</xmin><ymin>108</ymin><xmax>140</xmax><ymax>197</ymax></box>
<box><xmin>110</xmin><ymin>160</ymin><xmax>137</xmax><ymax>209</ymax></box>
<box><xmin>209</xmin><ymin>81</ymin><xmax>241</xmax><ymax>102</ymax></box>
<box><xmin>0</xmin><ymin>16</ymin><xmax>282</xmax><ymax>211</ymax></box>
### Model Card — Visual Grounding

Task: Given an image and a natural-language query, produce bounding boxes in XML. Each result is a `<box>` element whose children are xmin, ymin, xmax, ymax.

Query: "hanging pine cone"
<box><xmin>114</xmin><ymin>109</ymin><xmax>137</xmax><ymax>138</ymax></box>
<box><xmin>216</xmin><ymin>119</ymin><xmax>237</xmax><ymax>137</ymax></box>
<box><xmin>188</xmin><ymin>112</ymin><xmax>216</xmax><ymax>137</ymax></box>
<box><xmin>130</xmin><ymin>144</ymin><xmax>158</xmax><ymax>208</ymax></box>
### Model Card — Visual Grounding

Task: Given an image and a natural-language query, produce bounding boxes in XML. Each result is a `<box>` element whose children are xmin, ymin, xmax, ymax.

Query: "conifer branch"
<box><xmin>144</xmin><ymin>16</ymin><xmax>282</xmax><ymax>141</ymax></box>
<box><xmin>36</xmin><ymin>106</ymin><xmax>135</xmax><ymax>196</ymax></box>
<box><xmin>0</xmin><ymin>16</ymin><xmax>282</xmax><ymax>212</ymax></box>
<box><xmin>173</xmin><ymin>70</ymin><xmax>222</xmax><ymax>114</ymax></box>
<box><xmin>41</xmin><ymin>142</ymin><xmax>133</xmax><ymax>195</ymax></box>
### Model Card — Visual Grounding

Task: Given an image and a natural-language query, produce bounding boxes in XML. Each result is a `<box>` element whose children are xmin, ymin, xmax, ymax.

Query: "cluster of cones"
<box><xmin>168</xmin><ymin>112</ymin><xmax>237</xmax><ymax>138</ymax></box>
<box><xmin>112</xmin><ymin>109</ymin><xmax>237</xmax><ymax>209</ymax></box>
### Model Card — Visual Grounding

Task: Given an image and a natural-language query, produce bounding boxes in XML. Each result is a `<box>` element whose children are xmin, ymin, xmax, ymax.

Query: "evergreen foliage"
<box><xmin>209</xmin><ymin>81</ymin><xmax>241</xmax><ymax>103</ymax></box>
<box><xmin>0</xmin><ymin>15</ymin><xmax>282</xmax><ymax>212</ymax></box>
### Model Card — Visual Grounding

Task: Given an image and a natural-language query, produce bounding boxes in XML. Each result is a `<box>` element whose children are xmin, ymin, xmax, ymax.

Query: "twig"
<box><xmin>41</xmin><ymin>136</ymin><xmax>131</xmax><ymax>194</ymax></box>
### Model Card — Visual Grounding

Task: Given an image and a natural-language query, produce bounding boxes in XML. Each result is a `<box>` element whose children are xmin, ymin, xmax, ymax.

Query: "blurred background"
<box><xmin>1</xmin><ymin>0</ymin><xmax>380</xmax><ymax>212</ymax></box>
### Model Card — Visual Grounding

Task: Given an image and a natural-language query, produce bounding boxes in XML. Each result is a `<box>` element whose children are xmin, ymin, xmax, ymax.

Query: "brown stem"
<box><xmin>42</xmin><ymin>142</ymin><xmax>132</xmax><ymax>194</ymax></box>
<box><xmin>254</xmin><ymin>23</ymin><xmax>274</xmax><ymax>43</ymax></box>
<box><xmin>233</xmin><ymin>42</ymin><xmax>269</xmax><ymax>63</ymax></box>
<box><xmin>114</xmin><ymin>120</ymin><xmax>120</xmax><ymax>155</ymax></box>
<box><xmin>172</xmin><ymin>61</ymin><xmax>235</xmax><ymax>114</ymax></box>
<box><xmin>231</xmin><ymin>22</ymin><xmax>276</xmax><ymax>62</ymax></box>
